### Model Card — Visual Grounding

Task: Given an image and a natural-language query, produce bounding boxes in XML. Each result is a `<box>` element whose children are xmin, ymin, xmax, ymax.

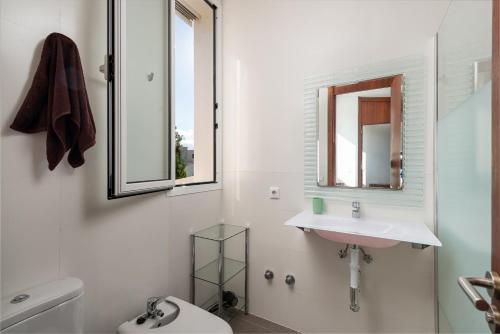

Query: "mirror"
<box><xmin>107</xmin><ymin>0</ymin><xmax>175</xmax><ymax>199</ymax></box>
<box><xmin>317</xmin><ymin>75</ymin><xmax>403</xmax><ymax>190</ymax></box>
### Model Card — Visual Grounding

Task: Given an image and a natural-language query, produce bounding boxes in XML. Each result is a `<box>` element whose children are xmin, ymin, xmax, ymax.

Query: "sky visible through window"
<box><xmin>175</xmin><ymin>15</ymin><xmax>194</xmax><ymax>149</ymax></box>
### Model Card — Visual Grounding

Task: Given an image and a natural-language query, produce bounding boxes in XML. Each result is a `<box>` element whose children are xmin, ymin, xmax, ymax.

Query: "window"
<box><xmin>106</xmin><ymin>0</ymin><xmax>218</xmax><ymax>199</ymax></box>
<box><xmin>107</xmin><ymin>0</ymin><xmax>175</xmax><ymax>199</ymax></box>
<box><xmin>174</xmin><ymin>0</ymin><xmax>217</xmax><ymax>186</ymax></box>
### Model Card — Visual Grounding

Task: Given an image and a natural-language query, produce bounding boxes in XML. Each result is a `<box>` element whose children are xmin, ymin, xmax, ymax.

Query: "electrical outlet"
<box><xmin>269</xmin><ymin>187</ymin><xmax>280</xmax><ymax>199</ymax></box>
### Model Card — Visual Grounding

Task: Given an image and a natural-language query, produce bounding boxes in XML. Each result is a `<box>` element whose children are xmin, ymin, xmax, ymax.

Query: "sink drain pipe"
<box><xmin>349</xmin><ymin>245</ymin><xmax>360</xmax><ymax>312</ymax></box>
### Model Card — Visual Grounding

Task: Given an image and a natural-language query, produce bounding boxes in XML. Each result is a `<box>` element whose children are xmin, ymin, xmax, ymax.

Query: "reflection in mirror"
<box><xmin>362</xmin><ymin>123</ymin><xmax>391</xmax><ymax>188</ymax></box>
<box><xmin>317</xmin><ymin>75</ymin><xmax>403</xmax><ymax>190</ymax></box>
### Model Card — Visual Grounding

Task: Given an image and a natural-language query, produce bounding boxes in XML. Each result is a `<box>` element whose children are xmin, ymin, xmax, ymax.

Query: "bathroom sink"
<box><xmin>285</xmin><ymin>211</ymin><xmax>441</xmax><ymax>248</ymax></box>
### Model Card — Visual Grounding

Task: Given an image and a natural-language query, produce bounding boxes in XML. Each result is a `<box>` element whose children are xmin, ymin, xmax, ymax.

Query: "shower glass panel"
<box><xmin>437</xmin><ymin>1</ymin><xmax>492</xmax><ymax>333</ymax></box>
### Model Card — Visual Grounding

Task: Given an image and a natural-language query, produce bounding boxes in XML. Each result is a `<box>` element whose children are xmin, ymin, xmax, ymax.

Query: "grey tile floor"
<box><xmin>229</xmin><ymin>312</ymin><xmax>298</xmax><ymax>334</ymax></box>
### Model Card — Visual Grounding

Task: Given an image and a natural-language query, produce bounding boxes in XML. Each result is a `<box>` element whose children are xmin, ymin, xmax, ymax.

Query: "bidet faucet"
<box><xmin>352</xmin><ymin>201</ymin><xmax>360</xmax><ymax>219</ymax></box>
<box><xmin>146</xmin><ymin>297</ymin><xmax>165</xmax><ymax>319</ymax></box>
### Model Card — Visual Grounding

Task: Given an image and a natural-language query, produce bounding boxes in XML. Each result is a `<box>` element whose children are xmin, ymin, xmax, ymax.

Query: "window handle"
<box><xmin>99</xmin><ymin>55</ymin><xmax>112</xmax><ymax>81</ymax></box>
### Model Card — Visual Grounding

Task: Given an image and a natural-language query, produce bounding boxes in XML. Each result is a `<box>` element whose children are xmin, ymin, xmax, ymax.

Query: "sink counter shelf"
<box><xmin>285</xmin><ymin>211</ymin><xmax>441</xmax><ymax>248</ymax></box>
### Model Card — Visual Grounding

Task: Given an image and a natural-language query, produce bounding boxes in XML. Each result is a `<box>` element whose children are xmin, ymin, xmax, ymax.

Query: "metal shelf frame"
<box><xmin>191</xmin><ymin>224</ymin><xmax>249</xmax><ymax>318</ymax></box>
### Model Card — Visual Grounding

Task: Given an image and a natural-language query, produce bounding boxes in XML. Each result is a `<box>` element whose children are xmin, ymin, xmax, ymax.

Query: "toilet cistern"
<box><xmin>352</xmin><ymin>201</ymin><xmax>360</xmax><ymax>219</ymax></box>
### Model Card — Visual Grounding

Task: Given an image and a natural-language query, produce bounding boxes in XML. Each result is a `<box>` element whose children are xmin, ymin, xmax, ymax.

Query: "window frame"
<box><xmin>170</xmin><ymin>0</ymin><xmax>222</xmax><ymax>196</ymax></box>
<box><xmin>106</xmin><ymin>0</ymin><xmax>221</xmax><ymax>200</ymax></box>
<box><xmin>107</xmin><ymin>0</ymin><xmax>176</xmax><ymax>199</ymax></box>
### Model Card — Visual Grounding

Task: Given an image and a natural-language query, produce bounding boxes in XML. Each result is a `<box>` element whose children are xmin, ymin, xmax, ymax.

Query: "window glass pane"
<box><xmin>126</xmin><ymin>0</ymin><xmax>170</xmax><ymax>183</ymax></box>
<box><xmin>175</xmin><ymin>0</ymin><xmax>215</xmax><ymax>185</ymax></box>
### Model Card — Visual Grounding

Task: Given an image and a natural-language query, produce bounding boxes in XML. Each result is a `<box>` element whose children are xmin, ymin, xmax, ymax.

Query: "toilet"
<box><xmin>118</xmin><ymin>296</ymin><xmax>233</xmax><ymax>334</ymax></box>
<box><xmin>0</xmin><ymin>278</ymin><xmax>84</xmax><ymax>333</ymax></box>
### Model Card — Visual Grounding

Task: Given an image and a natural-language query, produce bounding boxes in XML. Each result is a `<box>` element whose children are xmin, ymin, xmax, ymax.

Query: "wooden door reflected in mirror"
<box><xmin>317</xmin><ymin>75</ymin><xmax>403</xmax><ymax>190</ymax></box>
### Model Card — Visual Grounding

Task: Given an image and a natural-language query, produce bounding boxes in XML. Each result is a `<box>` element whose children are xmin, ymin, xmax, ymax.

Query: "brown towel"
<box><xmin>10</xmin><ymin>33</ymin><xmax>96</xmax><ymax>170</ymax></box>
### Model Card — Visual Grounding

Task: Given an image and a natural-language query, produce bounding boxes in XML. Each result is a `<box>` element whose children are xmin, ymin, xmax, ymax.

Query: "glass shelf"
<box><xmin>193</xmin><ymin>224</ymin><xmax>247</xmax><ymax>241</ymax></box>
<box><xmin>194</xmin><ymin>258</ymin><xmax>246</xmax><ymax>285</ymax></box>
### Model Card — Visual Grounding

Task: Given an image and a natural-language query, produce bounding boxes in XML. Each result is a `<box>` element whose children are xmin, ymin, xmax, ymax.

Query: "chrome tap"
<box><xmin>135</xmin><ymin>296</ymin><xmax>166</xmax><ymax>325</ymax></box>
<box><xmin>352</xmin><ymin>201</ymin><xmax>360</xmax><ymax>219</ymax></box>
<box><xmin>146</xmin><ymin>297</ymin><xmax>165</xmax><ymax>319</ymax></box>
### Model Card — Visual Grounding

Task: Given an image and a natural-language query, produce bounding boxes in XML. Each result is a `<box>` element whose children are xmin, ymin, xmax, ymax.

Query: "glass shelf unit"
<box><xmin>194</xmin><ymin>258</ymin><xmax>246</xmax><ymax>285</ymax></box>
<box><xmin>193</xmin><ymin>224</ymin><xmax>247</xmax><ymax>241</ymax></box>
<box><xmin>191</xmin><ymin>224</ymin><xmax>249</xmax><ymax>318</ymax></box>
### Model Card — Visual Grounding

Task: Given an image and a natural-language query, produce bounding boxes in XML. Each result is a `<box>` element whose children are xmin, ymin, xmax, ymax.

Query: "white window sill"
<box><xmin>167</xmin><ymin>182</ymin><xmax>222</xmax><ymax>197</ymax></box>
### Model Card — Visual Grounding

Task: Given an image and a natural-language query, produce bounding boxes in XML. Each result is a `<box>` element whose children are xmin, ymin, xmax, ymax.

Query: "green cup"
<box><xmin>312</xmin><ymin>197</ymin><xmax>324</xmax><ymax>214</ymax></box>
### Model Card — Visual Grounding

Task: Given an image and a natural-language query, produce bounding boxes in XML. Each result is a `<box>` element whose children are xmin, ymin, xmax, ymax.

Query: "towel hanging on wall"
<box><xmin>10</xmin><ymin>33</ymin><xmax>96</xmax><ymax>170</ymax></box>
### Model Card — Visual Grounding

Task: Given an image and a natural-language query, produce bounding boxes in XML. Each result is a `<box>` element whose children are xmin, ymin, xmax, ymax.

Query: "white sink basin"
<box><xmin>285</xmin><ymin>211</ymin><xmax>442</xmax><ymax>249</ymax></box>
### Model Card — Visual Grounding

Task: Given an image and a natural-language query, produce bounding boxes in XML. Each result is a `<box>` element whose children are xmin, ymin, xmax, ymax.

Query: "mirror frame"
<box><xmin>107</xmin><ymin>0</ymin><xmax>176</xmax><ymax>199</ymax></box>
<box><xmin>317</xmin><ymin>74</ymin><xmax>404</xmax><ymax>190</ymax></box>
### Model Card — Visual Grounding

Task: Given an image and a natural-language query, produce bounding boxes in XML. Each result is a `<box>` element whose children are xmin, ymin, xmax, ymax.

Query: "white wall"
<box><xmin>222</xmin><ymin>0</ymin><xmax>447</xmax><ymax>332</ymax></box>
<box><xmin>0</xmin><ymin>1</ymin><xmax>222</xmax><ymax>332</ymax></box>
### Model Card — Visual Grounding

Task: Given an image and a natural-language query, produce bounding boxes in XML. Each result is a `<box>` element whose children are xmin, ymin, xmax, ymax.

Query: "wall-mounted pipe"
<box><xmin>349</xmin><ymin>245</ymin><xmax>361</xmax><ymax>312</ymax></box>
<box><xmin>338</xmin><ymin>244</ymin><xmax>372</xmax><ymax>312</ymax></box>
<box><xmin>350</xmin><ymin>288</ymin><xmax>360</xmax><ymax>312</ymax></box>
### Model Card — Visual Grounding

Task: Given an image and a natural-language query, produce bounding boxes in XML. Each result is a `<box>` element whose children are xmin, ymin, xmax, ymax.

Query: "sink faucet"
<box><xmin>146</xmin><ymin>297</ymin><xmax>165</xmax><ymax>319</ymax></box>
<box><xmin>352</xmin><ymin>202</ymin><xmax>360</xmax><ymax>219</ymax></box>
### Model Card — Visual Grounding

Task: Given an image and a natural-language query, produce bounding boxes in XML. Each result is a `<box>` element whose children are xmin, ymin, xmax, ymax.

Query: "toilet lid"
<box><xmin>118</xmin><ymin>297</ymin><xmax>232</xmax><ymax>334</ymax></box>
<box><xmin>1</xmin><ymin>278</ymin><xmax>84</xmax><ymax>331</ymax></box>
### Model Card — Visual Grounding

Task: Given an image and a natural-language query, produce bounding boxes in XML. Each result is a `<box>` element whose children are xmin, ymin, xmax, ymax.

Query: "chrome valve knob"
<box><xmin>285</xmin><ymin>274</ymin><xmax>295</xmax><ymax>286</ymax></box>
<box><xmin>264</xmin><ymin>270</ymin><xmax>274</xmax><ymax>280</ymax></box>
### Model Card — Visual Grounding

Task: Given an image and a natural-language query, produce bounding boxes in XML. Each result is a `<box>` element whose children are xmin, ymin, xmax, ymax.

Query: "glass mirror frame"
<box><xmin>316</xmin><ymin>74</ymin><xmax>405</xmax><ymax>191</ymax></box>
<box><xmin>107</xmin><ymin>0</ymin><xmax>176</xmax><ymax>199</ymax></box>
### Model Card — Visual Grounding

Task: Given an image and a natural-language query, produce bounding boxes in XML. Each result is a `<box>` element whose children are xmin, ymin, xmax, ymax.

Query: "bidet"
<box><xmin>118</xmin><ymin>296</ymin><xmax>232</xmax><ymax>333</ymax></box>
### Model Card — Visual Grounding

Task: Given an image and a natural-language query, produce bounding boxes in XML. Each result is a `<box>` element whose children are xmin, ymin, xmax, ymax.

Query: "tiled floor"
<box><xmin>229</xmin><ymin>312</ymin><xmax>298</xmax><ymax>334</ymax></box>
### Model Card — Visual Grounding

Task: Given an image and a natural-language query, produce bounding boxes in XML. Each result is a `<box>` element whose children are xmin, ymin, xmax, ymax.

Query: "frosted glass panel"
<box><xmin>437</xmin><ymin>83</ymin><xmax>491</xmax><ymax>333</ymax></box>
<box><xmin>437</xmin><ymin>1</ymin><xmax>492</xmax><ymax>332</ymax></box>
<box><xmin>126</xmin><ymin>0</ymin><xmax>170</xmax><ymax>183</ymax></box>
